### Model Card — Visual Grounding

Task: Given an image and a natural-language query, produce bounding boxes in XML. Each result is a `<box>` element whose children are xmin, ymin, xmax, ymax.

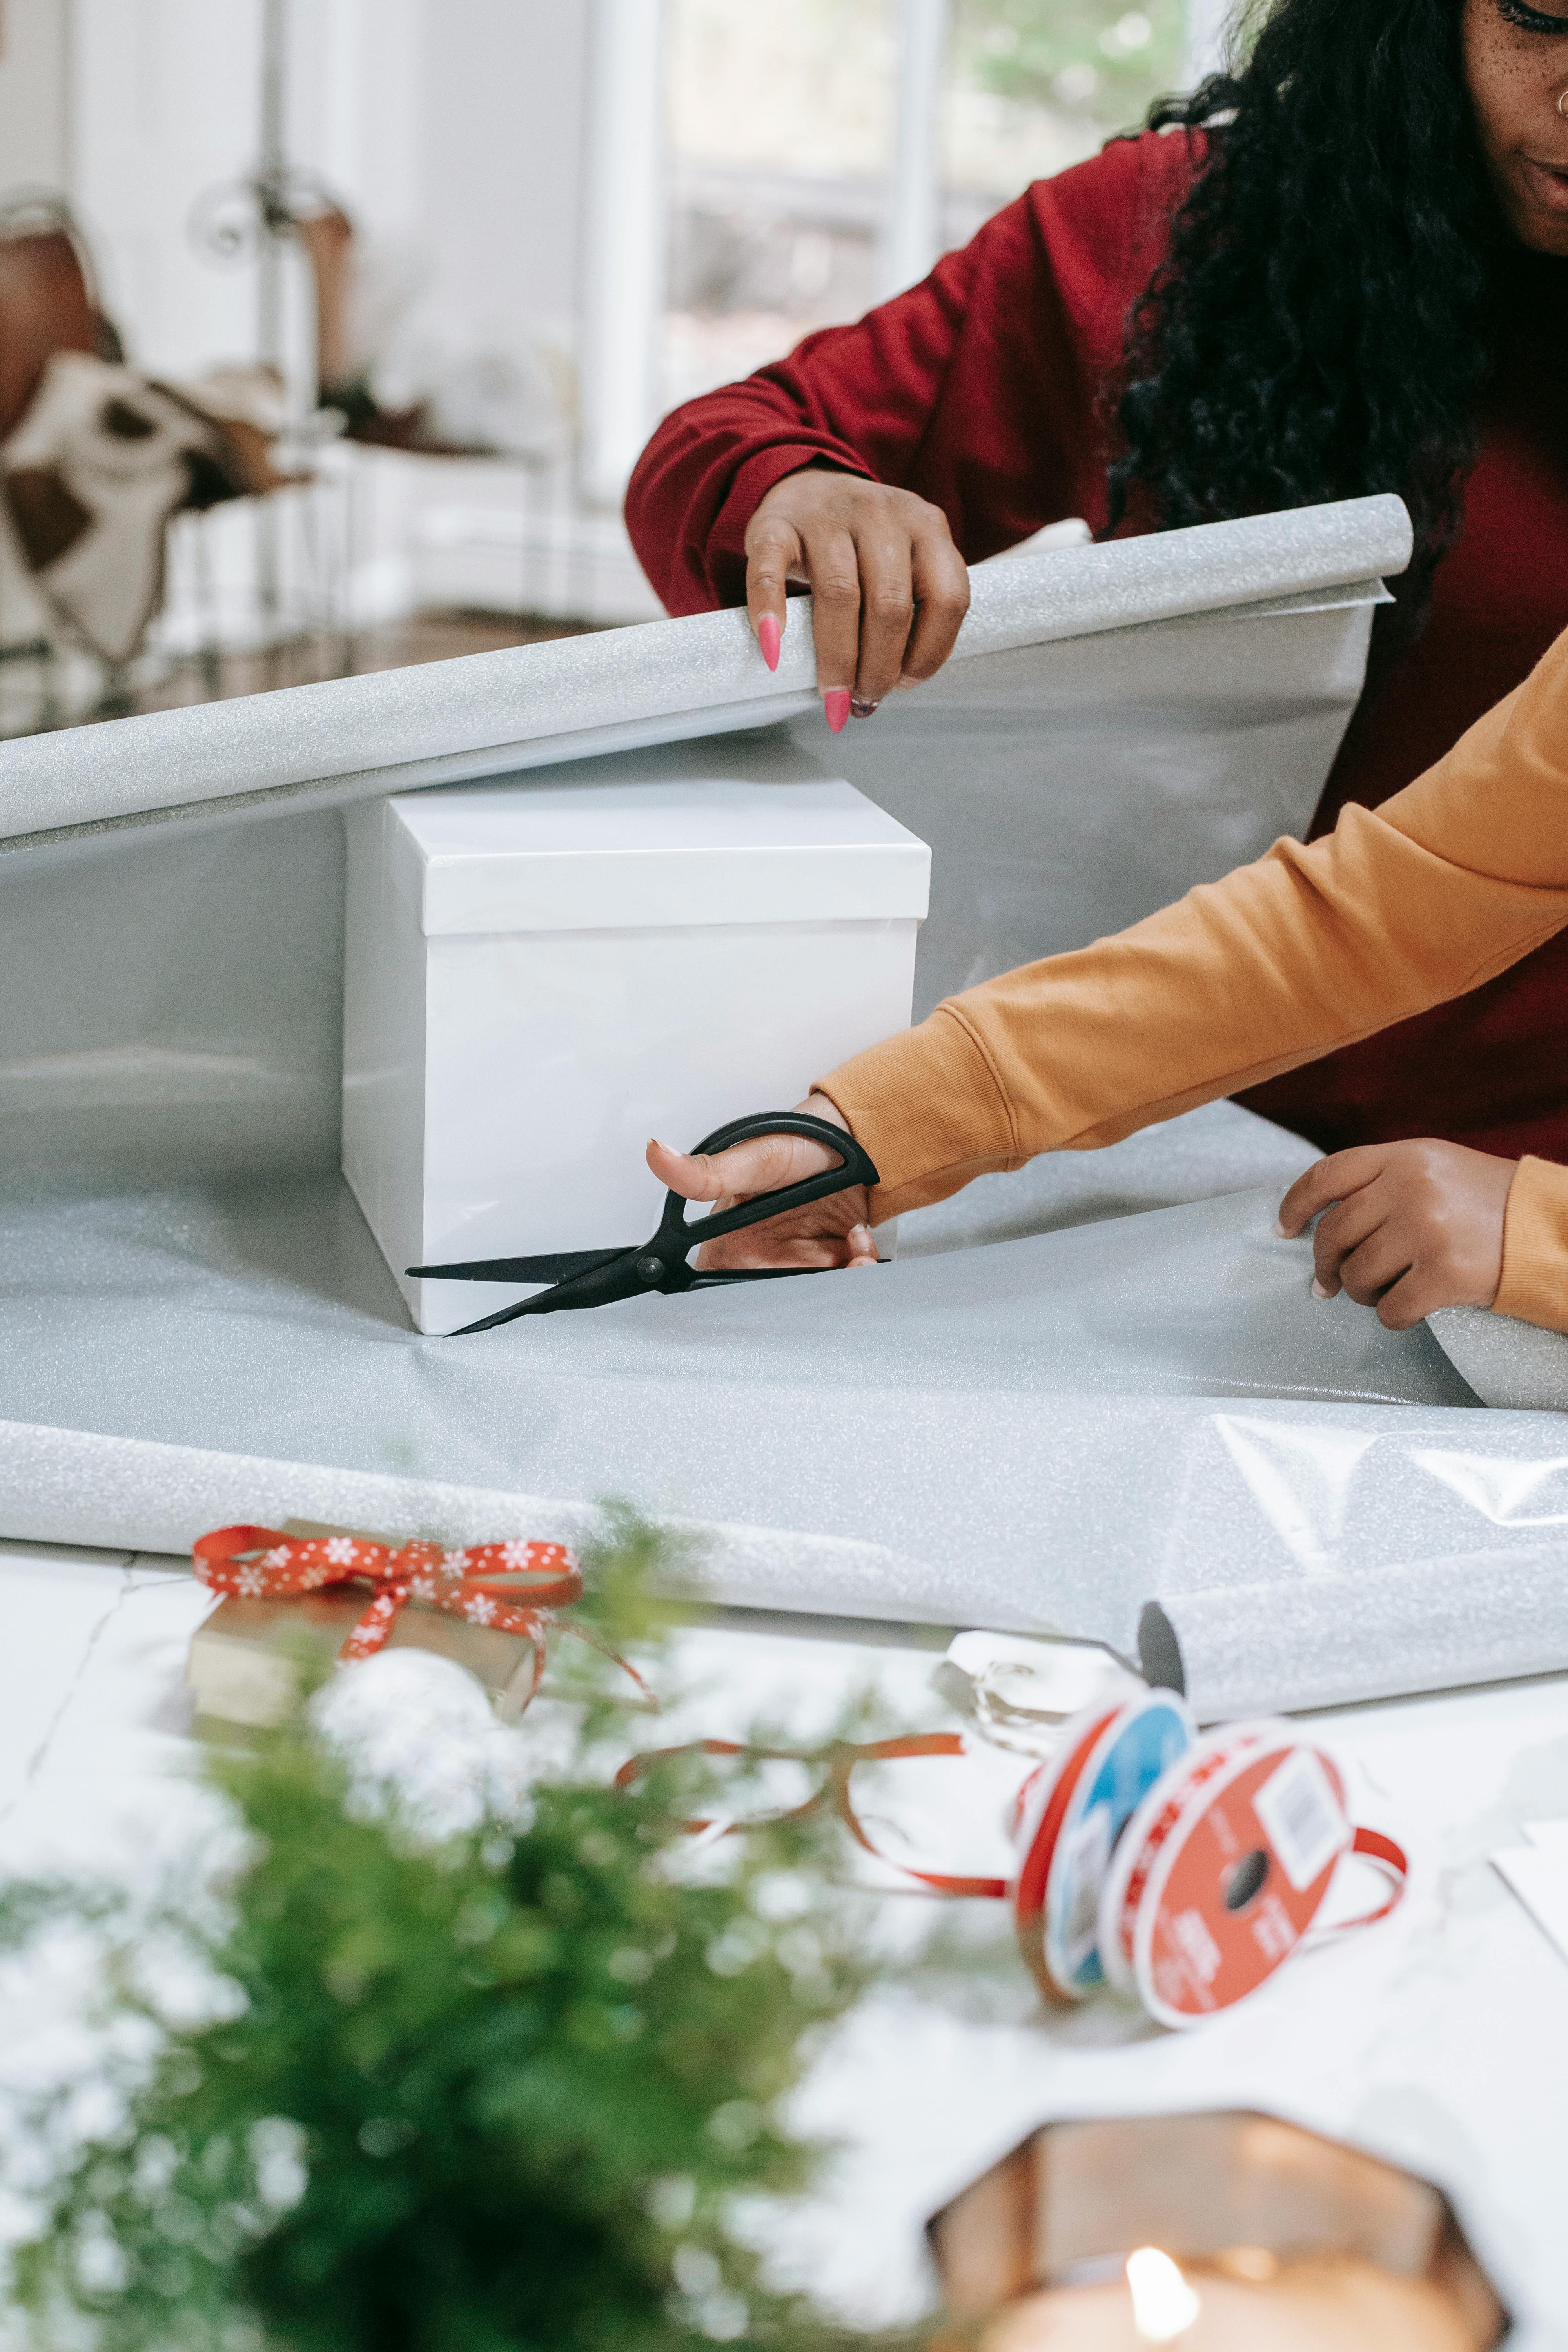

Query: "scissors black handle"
<box><xmin>655</xmin><ymin>1111</ymin><xmax>882</xmax><ymax>1272</ymax></box>
<box><xmin>432</xmin><ymin>1110</ymin><xmax>879</xmax><ymax>1334</ymax></box>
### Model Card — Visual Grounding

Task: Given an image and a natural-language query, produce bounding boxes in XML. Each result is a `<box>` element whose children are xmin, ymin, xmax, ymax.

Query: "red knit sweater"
<box><xmin>626</xmin><ymin>131</ymin><xmax>1568</xmax><ymax>1164</ymax></box>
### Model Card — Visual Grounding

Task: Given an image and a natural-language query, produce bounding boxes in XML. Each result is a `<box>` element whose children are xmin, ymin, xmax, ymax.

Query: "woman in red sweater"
<box><xmin>626</xmin><ymin>0</ymin><xmax>1568</xmax><ymax>1169</ymax></box>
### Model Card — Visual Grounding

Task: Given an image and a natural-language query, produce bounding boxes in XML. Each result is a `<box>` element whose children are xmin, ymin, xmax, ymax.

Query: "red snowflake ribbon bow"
<box><xmin>192</xmin><ymin>1524</ymin><xmax>651</xmax><ymax>1713</ymax></box>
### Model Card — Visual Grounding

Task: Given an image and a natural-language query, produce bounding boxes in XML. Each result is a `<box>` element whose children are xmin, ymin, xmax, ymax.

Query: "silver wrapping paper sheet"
<box><xmin>794</xmin><ymin>582</ymin><xmax>1386</xmax><ymax>1013</ymax></box>
<box><xmin>1142</xmin><ymin>1544</ymin><xmax>1568</xmax><ymax>1719</ymax></box>
<box><xmin>0</xmin><ymin>606</ymin><xmax>1388</xmax><ymax>1186</ymax></box>
<box><xmin>1</xmin><ymin>1100</ymin><xmax>1566</xmax><ymax>1708</ymax></box>
<box><xmin>9</xmin><ymin>1126</ymin><xmax>1568</xmax><ymax>1717</ymax></box>
<box><xmin>0</xmin><ymin>495</ymin><xmax>1409</xmax><ymax>845</ymax></box>
<box><xmin>1430</xmin><ymin>1302</ymin><xmax>1568</xmax><ymax>1414</ymax></box>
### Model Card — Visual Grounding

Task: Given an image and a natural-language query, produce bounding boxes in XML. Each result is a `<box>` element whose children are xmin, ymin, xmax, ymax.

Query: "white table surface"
<box><xmin>0</xmin><ymin>1536</ymin><xmax>1564</xmax><ymax>2347</ymax></box>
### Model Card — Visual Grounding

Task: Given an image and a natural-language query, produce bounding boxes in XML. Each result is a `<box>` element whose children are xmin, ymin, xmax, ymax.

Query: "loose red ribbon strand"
<box><xmin>192</xmin><ymin>1524</ymin><xmax>653</xmax><ymax>1712</ymax></box>
<box><xmin>615</xmin><ymin>1735</ymin><xmax>1408</xmax><ymax>1979</ymax></box>
<box><xmin>614</xmin><ymin>1733</ymin><xmax>1008</xmax><ymax>1900</ymax></box>
<box><xmin>1326</xmin><ymin>1824</ymin><xmax>1410</xmax><ymax>1932</ymax></box>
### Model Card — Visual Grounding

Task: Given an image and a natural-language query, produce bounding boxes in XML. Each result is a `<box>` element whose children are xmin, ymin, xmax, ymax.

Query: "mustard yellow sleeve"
<box><xmin>1495</xmin><ymin>1158</ymin><xmax>1568</xmax><ymax>1334</ymax></box>
<box><xmin>817</xmin><ymin>626</ymin><xmax>1568</xmax><ymax>1225</ymax></box>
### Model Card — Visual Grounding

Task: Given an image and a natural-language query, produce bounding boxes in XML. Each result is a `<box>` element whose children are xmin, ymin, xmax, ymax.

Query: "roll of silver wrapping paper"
<box><xmin>0</xmin><ymin>1415</ymin><xmax>931</xmax><ymax>1614</ymax></box>
<box><xmin>1140</xmin><ymin>1545</ymin><xmax>1568</xmax><ymax>1720</ymax></box>
<box><xmin>0</xmin><ymin>495</ymin><xmax>1411</xmax><ymax>846</ymax></box>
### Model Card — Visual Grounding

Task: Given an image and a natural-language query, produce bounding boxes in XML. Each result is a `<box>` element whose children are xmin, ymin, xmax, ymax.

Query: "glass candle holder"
<box><xmin>927</xmin><ymin>2111</ymin><xmax>1506</xmax><ymax>2351</ymax></box>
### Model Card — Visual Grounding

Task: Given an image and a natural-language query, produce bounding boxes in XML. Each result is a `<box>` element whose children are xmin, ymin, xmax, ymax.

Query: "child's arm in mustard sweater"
<box><xmin>650</xmin><ymin>627</ymin><xmax>1568</xmax><ymax>1334</ymax></box>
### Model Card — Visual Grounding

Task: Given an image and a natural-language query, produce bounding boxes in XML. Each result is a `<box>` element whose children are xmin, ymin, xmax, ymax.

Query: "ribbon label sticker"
<box><xmin>1252</xmin><ymin>1747</ymin><xmax>1352</xmax><ymax>1891</ymax></box>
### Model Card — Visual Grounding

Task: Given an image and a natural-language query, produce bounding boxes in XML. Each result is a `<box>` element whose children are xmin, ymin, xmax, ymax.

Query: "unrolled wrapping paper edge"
<box><xmin>0</xmin><ymin>1416</ymin><xmax>1014</xmax><ymax>1631</ymax></box>
<box><xmin>1428</xmin><ymin>1303</ymin><xmax>1568</xmax><ymax>1414</ymax></box>
<box><xmin>0</xmin><ymin>495</ymin><xmax>1412</xmax><ymax>845</ymax></box>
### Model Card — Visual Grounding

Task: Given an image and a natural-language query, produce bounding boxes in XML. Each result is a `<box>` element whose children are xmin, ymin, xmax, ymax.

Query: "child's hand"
<box><xmin>1276</xmin><ymin>1140</ymin><xmax>1517</xmax><ymax>1330</ymax></box>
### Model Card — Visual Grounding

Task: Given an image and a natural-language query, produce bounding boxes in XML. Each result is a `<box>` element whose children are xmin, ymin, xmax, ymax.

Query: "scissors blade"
<box><xmin>452</xmin><ymin>1247</ymin><xmax>655</xmax><ymax>1332</ymax></box>
<box><xmin>406</xmin><ymin>1245</ymin><xmax>632</xmax><ymax>1284</ymax></box>
<box><xmin>684</xmin><ymin>1266</ymin><xmax>824</xmax><ymax>1287</ymax></box>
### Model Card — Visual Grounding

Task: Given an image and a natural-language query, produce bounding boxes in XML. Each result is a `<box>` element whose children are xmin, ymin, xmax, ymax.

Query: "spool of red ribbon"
<box><xmin>616</xmin><ymin>1702</ymin><xmax>1408</xmax><ymax>2032</ymax></box>
<box><xmin>1096</xmin><ymin>1720</ymin><xmax>1408</xmax><ymax>2028</ymax></box>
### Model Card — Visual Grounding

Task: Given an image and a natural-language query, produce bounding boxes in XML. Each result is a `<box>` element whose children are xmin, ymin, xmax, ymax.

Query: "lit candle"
<box><xmin>979</xmin><ymin>2253</ymin><xmax>1483</xmax><ymax>2350</ymax></box>
<box><xmin>1126</xmin><ymin>2249</ymin><xmax>1201</xmax><ymax>2343</ymax></box>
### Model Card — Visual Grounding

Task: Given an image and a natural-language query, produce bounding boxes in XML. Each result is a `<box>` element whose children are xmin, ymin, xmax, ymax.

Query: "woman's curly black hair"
<box><xmin>1107</xmin><ymin>0</ymin><xmax>1506</xmax><ymax>588</ymax></box>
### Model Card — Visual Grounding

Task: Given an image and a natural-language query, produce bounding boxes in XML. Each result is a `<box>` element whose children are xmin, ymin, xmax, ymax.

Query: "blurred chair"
<box><xmin>289</xmin><ymin>198</ymin><xmax>576</xmax><ymax>639</ymax></box>
<box><xmin>0</xmin><ymin>191</ymin><xmax>314</xmax><ymax>731</ymax></box>
<box><xmin>0</xmin><ymin>190</ymin><xmax>120</xmax><ymax>439</ymax></box>
<box><xmin>0</xmin><ymin>192</ymin><xmax>121</xmax><ymax>725</ymax></box>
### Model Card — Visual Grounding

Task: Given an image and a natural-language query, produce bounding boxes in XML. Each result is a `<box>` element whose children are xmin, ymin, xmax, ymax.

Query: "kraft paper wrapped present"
<box><xmin>185</xmin><ymin>1521</ymin><xmax>588</xmax><ymax>1731</ymax></box>
<box><xmin>188</xmin><ymin>1588</ymin><xmax>547</xmax><ymax>1732</ymax></box>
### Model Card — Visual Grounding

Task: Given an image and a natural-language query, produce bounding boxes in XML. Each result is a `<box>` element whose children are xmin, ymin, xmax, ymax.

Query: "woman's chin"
<box><xmin>1506</xmin><ymin>157</ymin><xmax>1568</xmax><ymax>252</ymax></box>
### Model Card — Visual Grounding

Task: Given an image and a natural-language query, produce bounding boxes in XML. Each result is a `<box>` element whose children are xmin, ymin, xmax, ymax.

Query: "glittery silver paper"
<box><xmin>800</xmin><ymin>582</ymin><xmax>1388</xmax><ymax>1016</ymax></box>
<box><xmin>0</xmin><ymin>495</ymin><xmax>1409</xmax><ymax>846</ymax></box>
<box><xmin>1429</xmin><ymin>1303</ymin><xmax>1568</xmax><ymax>1414</ymax></box>
<box><xmin>0</xmin><ymin>1415</ymin><xmax>913</xmax><ymax>1610</ymax></box>
<box><xmin>0</xmin><ymin>563</ymin><xmax>1399</xmax><ymax>1187</ymax></box>
<box><xmin>5</xmin><ymin>484</ymin><xmax>1559</xmax><ymax>1719</ymax></box>
<box><xmin>1143</xmin><ymin>1543</ymin><xmax>1568</xmax><ymax>1719</ymax></box>
<box><xmin>12</xmin><ymin>1145</ymin><xmax>1568</xmax><ymax>1708</ymax></box>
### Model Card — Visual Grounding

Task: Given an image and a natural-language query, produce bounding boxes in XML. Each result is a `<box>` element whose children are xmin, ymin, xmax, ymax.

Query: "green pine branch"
<box><xmin>0</xmin><ymin>1512</ymin><xmax>930</xmax><ymax>2352</ymax></box>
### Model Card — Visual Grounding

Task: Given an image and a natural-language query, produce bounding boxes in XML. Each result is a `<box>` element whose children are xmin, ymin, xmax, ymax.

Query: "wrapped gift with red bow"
<box><xmin>186</xmin><ymin>1520</ymin><xmax>638</xmax><ymax>1731</ymax></box>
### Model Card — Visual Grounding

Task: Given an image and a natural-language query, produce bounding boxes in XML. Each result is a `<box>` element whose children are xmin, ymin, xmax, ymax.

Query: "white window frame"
<box><xmin>578</xmin><ymin>0</ymin><xmax>669</xmax><ymax>509</ymax></box>
<box><xmin>878</xmin><ymin>0</ymin><xmax>951</xmax><ymax>302</ymax></box>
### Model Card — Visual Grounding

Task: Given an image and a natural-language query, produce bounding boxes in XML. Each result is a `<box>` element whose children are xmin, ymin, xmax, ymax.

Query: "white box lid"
<box><xmin>388</xmin><ymin>734</ymin><xmax>931</xmax><ymax>935</ymax></box>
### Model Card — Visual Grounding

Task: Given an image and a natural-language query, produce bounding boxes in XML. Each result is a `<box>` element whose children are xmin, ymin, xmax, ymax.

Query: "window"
<box><xmin>659</xmin><ymin>0</ymin><xmax>1191</xmax><ymax>417</ymax></box>
<box><xmin>661</xmin><ymin>0</ymin><xmax>896</xmax><ymax>416</ymax></box>
<box><xmin>943</xmin><ymin>2</ymin><xmax>1187</xmax><ymax>231</ymax></box>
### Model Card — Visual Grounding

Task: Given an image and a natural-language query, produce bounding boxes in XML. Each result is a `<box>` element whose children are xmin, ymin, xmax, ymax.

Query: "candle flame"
<box><xmin>1126</xmin><ymin>2247</ymin><xmax>1203</xmax><ymax>2343</ymax></box>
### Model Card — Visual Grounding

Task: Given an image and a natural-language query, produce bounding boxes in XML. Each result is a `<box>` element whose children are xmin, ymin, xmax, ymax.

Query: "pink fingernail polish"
<box><xmin>757</xmin><ymin>614</ymin><xmax>781</xmax><ymax>671</ymax></box>
<box><xmin>824</xmin><ymin>688</ymin><xmax>851</xmax><ymax>734</ymax></box>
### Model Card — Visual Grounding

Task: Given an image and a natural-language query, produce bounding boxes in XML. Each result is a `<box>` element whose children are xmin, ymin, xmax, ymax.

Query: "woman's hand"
<box><xmin>645</xmin><ymin>1093</ymin><xmax>877</xmax><ymax>1270</ymax></box>
<box><xmin>1277</xmin><ymin>1140</ymin><xmax>1516</xmax><ymax>1330</ymax></box>
<box><xmin>744</xmin><ymin>469</ymin><xmax>970</xmax><ymax>728</ymax></box>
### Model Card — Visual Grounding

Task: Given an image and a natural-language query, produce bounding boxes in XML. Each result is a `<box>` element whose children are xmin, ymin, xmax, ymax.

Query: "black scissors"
<box><xmin>407</xmin><ymin>1111</ymin><xmax>880</xmax><ymax>1334</ymax></box>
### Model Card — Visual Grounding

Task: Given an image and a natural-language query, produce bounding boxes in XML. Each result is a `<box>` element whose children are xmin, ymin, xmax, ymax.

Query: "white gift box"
<box><xmin>341</xmin><ymin>732</ymin><xmax>931</xmax><ymax>1333</ymax></box>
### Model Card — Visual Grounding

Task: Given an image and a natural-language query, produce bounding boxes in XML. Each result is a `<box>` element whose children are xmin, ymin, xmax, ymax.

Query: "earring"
<box><xmin>1558</xmin><ymin>87</ymin><xmax>1568</xmax><ymax>116</ymax></box>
